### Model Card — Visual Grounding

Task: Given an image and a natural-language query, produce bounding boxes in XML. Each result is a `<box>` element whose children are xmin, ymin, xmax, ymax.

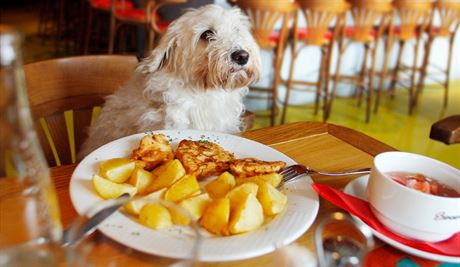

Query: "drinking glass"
<box><xmin>314</xmin><ymin>211</ymin><xmax>374</xmax><ymax>267</ymax></box>
<box><xmin>0</xmin><ymin>25</ymin><xmax>63</xmax><ymax>266</ymax></box>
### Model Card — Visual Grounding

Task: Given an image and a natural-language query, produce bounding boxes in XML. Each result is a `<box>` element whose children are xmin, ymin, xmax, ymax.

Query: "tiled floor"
<box><xmin>2</xmin><ymin>3</ymin><xmax>459</xmax><ymax>169</ymax></box>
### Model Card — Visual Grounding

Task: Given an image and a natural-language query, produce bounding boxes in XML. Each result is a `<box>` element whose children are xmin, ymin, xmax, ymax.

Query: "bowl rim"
<box><xmin>373</xmin><ymin>151</ymin><xmax>460</xmax><ymax>200</ymax></box>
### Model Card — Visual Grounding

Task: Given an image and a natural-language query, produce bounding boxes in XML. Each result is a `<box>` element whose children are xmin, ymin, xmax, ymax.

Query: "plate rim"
<box><xmin>69</xmin><ymin>129</ymin><xmax>320</xmax><ymax>262</ymax></box>
<box><xmin>344</xmin><ymin>175</ymin><xmax>460</xmax><ymax>263</ymax></box>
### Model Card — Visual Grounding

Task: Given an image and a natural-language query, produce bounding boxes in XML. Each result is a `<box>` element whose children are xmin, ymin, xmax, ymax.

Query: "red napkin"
<box><xmin>311</xmin><ymin>182</ymin><xmax>460</xmax><ymax>257</ymax></box>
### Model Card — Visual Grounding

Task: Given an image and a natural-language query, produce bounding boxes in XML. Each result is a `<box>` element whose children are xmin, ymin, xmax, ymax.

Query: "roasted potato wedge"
<box><xmin>123</xmin><ymin>188</ymin><xmax>166</xmax><ymax>215</ymax></box>
<box><xmin>228</xmin><ymin>192</ymin><xmax>264</xmax><ymax>234</ymax></box>
<box><xmin>164</xmin><ymin>174</ymin><xmax>201</xmax><ymax>203</ymax></box>
<box><xmin>147</xmin><ymin>159</ymin><xmax>186</xmax><ymax>193</ymax></box>
<box><xmin>99</xmin><ymin>158</ymin><xmax>136</xmax><ymax>183</ymax></box>
<box><xmin>257</xmin><ymin>182</ymin><xmax>287</xmax><ymax>216</ymax></box>
<box><xmin>199</xmin><ymin>198</ymin><xmax>230</xmax><ymax>236</ymax></box>
<box><xmin>128</xmin><ymin>167</ymin><xmax>154</xmax><ymax>195</ymax></box>
<box><xmin>235</xmin><ymin>173</ymin><xmax>282</xmax><ymax>188</ymax></box>
<box><xmin>205</xmin><ymin>172</ymin><xmax>236</xmax><ymax>199</ymax></box>
<box><xmin>139</xmin><ymin>203</ymin><xmax>173</xmax><ymax>230</ymax></box>
<box><xmin>92</xmin><ymin>174</ymin><xmax>137</xmax><ymax>200</ymax></box>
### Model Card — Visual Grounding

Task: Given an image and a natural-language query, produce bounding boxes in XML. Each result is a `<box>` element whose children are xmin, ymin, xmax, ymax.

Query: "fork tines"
<box><xmin>278</xmin><ymin>165</ymin><xmax>306</xmax><ymax>187</ymax></box>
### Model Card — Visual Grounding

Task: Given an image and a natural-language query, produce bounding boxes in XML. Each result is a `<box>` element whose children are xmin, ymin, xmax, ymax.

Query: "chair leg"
<box><xmin>389</xmin><ymin>40</ymin><xmax>405</xmax><ymax>98</ymax></box>
<box><xmin>326</xmin><ymin>39</ymin><xmax>345</xmax><ymax>122</ymax></box>
<box><xmin>408</xmin><ymin>37</ymin><xmax>422</xmax><ymax>115</ymax></box>
<box><xmin>375</xmin><ymin>31</ymin><xmax>394</xmax><ymax>113</ymax></box>
<box><xmin>314</xmin><ymin>47</ymin><xmax>327</xmax><ymax>115</ymax></box>
<box><xmin>281</xmin><ymin>46</ymin><xmax>297</xmax><ymax>125</ymax></box>
<box><xmin>108</xmin><ymin>15</ymin><xmax>116</xmax><ymax>54</ymax></box>
<box><xmin>84</xmin><ymin>5</ymin><xmax>93</xmax><ymax>54</ymax></box>
<box><xmin>366</xmin><ymin>40</ymin><xmax>380</xmax><ymax>123</ymax></box>
<box><xmin>145</xmin><ymin>27</ymin><xmax>155</xmax><ymax>57</ymax></box>
<box><xmin>443</xmin><ymin>32</ymin><xmax>456</xmax><ymax>107</ymax></box>
<box><xmin>271</xmin><ymin>51</ymin><xmax>282</xmax><ymax>126</ymax></box>
<box><xmin>415</xmin><ymin>35</ymin><xmax>433</xmax><ymax>110</ymax></box>
<box><xmin>357</xmin><ymin>44</ymin><xmax>370</xmax><ymax>108</ymax></box>
<box><xmin>322</xmin><ymin>43</ymin><xmax>334</xmax><ymax>122</ymax></box>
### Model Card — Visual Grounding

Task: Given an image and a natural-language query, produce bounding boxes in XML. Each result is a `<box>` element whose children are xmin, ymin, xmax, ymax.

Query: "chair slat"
<box><xmin>90</xmin><ymin>106</ymin><xmax>101</xmax><ymax>126</ymax></box>
<box><xmin>4</xmin><ymin>150</ymin><xmax>16</xmax><ymax>177</ymax></box>
<box><xmin>73</xmin><ymin>108</ymin><xmax>93</xmax><ymax>159</ymax></box>
<box><xmin>39</xmin><ymin>117</ymin><xmax>61</xmax><ymax>166</ymax></box>
<box><xmin>64</xmin><ymin>110</ymin><xmax>76</xmax><ymax>163</ymax></box>
<box><xmin>44</xmin><ymin>114</ymin><xmax>73</xmax><ymax>165</ymax></box>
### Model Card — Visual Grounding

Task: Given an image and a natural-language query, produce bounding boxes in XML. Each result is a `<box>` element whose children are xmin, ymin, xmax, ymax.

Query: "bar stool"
<box><xmin>377</xmin><ymin>0</ymin><xmax>433</xmax><ymax>115</ymax></box>
<box><xmin>149</xmin><ymin>0</ymin><xmax>188</xmax><ymax>48</ymax></box>
<box><xmin>233</xmin><ymin>0</ymin><xmax>296</xmax><ymax>126</ymax></box>
<box><xmin>417</xmin><ymin>0</ymin><xmax>460</xmax><ymax>109</ymax></box>
<box><xmin>282</xmin><ymin>0</ymin><xmax>349</xmax><ymax>123</ymax></box>
<box><xmin>107</xmin><ymin>0</ymin><xmax>152</xmax><ymax>55</ymax></box>
<box><xmin>84</xmin><ymin>0</ymin><xmax>134</xmax><ymax>54</ymax></box>
<box><xmin>108</xmin><ymin>0</ymin><xmax>186</xmax><ymax>55</ymax></box>
<box><xmin>333</xmin><ymin>0</ymin><xmax>393</xmax><ymax>123</ymax></box>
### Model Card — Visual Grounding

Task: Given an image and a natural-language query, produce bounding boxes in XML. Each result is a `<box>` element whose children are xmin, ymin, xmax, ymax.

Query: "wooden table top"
<box><xmin>2</xmin><ymin>122</ymin><xmax>445</xmax><ymax>266</ymax></box>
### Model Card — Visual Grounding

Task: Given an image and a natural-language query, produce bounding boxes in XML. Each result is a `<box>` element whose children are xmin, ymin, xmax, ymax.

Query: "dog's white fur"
<box><xmin>79</xmin><ymin>4</ymin><xmax>261</xmax><ymax>157</ymax></box>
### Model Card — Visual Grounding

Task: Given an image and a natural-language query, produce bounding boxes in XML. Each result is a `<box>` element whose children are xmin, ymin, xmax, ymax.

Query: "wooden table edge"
<box><xmin>241</xmin><ymin>121</ymin><xmax>397</xmax><ymax>156</ymax></box>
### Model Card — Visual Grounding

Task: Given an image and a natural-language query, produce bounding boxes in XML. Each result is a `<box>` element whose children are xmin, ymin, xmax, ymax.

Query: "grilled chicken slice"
<box><xmin>175</xmin><ymin>140</ymin><xmax>235</xmax><ymax>179</ymax></box>
<box><xmin>229</xmin><ymin>158</ymin><xmax>286</xmax><ymax>178</ymax></box>
<box><xmin>131</xmin><ymin>134</ymin><xmax>174</xmax><ymax>170</ymax></box>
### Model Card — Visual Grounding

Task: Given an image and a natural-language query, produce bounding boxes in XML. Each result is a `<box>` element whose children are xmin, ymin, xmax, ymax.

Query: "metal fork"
<box><xmin>278</xmin><ymin>164</ymin><xmax>371</xmax><ymax>188</ymax></box>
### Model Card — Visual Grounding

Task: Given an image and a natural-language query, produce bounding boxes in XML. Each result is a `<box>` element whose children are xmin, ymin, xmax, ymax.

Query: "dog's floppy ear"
<box><xmin>137</xmin><ymin>32</ymin><xmax>177</xmax><ymax>74</ymax></box>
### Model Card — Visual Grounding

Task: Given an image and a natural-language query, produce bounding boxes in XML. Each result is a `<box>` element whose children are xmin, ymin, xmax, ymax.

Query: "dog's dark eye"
<box><xmin>200</xmin><ymin>30</ymin><xmax>215</xmax><ymax>41</ymax></box>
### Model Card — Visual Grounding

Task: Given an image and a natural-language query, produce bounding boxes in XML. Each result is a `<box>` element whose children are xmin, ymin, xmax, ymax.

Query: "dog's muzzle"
<box><xmin>231</xmin><ymin>50</ymin><xmax>249</xmax><ymax>66</ymax></box>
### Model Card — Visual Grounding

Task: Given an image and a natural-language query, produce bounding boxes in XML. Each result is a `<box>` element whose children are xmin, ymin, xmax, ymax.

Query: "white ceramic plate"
<box><xmin>70</xmin><ymin>130</ymin><xmax>319</xmax><ymax>262</ymax></box>
<box><xmin>344</xmin><ymin>175</ymin><xmax>460</xmax><ymax>263</ymax></box>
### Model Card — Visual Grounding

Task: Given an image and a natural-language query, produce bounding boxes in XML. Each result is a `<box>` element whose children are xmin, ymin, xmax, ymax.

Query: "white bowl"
<box><xmin>367</xmin><ymin>152</ymin><xmax>460</xmax><ymax>242</ymax></box>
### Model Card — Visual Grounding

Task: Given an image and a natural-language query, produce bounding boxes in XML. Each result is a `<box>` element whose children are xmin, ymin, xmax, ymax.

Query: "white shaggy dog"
<box><xmin>79</xmin><ymin>4</ymin><xmax>261</xmax><ymax>157</ymax></box>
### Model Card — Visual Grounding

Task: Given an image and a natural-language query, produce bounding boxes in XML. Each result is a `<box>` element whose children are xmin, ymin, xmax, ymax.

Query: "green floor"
<box><xmin>252</xmin><ymin>82</ymin><xmax>460</xmax><ymax>169</ymax></box>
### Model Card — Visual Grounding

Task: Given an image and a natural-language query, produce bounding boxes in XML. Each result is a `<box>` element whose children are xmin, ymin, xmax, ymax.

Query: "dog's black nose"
<box><xmin>231</xmin><ymin>50</ymin><xmax>249</xmax><ymax>65</ymax></box>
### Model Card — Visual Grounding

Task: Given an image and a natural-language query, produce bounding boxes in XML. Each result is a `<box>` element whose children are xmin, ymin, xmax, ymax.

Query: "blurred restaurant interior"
<box><xmin>0</xmin><ymin>0</ymin><xmax>459</xmax><ymax>168</ymax></box>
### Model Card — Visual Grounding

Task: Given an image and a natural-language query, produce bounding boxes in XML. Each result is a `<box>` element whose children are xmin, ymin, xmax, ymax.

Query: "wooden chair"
<box><xmin>149</xmin><ymin>0</ymin><xmax>188</xmax><ymax>44</ymax></box>
<box><xmin>233</xmin><ymin>0</ymin><xmax>296</xmax><ymax>126</ymax></box>
<box><xmin>282</xmin><ymin>0</ymin><xmax>349</xmax><ymax>123</ymax></box>
<box><xmin>377</xmin><ymin>0</ymin><xmax>433</xmax><ymax>115</ymax></box>
<box><xmin>333</xmin><ymin>0</ymin><xmax>392</xmax><ymax>123</ymax></box>
<box><xmin>84</xmin><ymin>0</ymin><xmax>134</xmax><ymax>54</ymax></box>
<box><xmin>416</xmin><ymin>0</ymin><xmax>460</xmax><ymax>109</ymax></box>
<box><xmin>108</xmin><ymin>0</ymin><xmax>186</xmax><ymax>55</ymax></box>
<box><xmin>24</xmin><ymin>55</ymin><xmax>138</xmax><ymax>167</ymax></box>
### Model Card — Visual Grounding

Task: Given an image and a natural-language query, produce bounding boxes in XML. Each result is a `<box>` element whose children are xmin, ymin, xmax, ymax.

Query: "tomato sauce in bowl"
<box><xmin>386</xmin><ymin>172</ymin><xmax>460</xmax><ymax>198</ymax></box>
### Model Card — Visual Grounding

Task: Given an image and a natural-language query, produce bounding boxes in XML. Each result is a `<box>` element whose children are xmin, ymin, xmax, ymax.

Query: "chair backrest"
<box><xmin>347</xmin><ymin>0</ymin><xmax>393</xmax><ymax>42</ymax></box>
<box><xmin>149</xmin><ymin>0</ymin><xmax>188</xmax><ymax>34</ymax></box>
<box><xmin>296</xmin><ymin>0</ymin><xmax>349</xmax><ymax>46</ymax></box>
<box><xmin>392</xmin><ymin>0</ymin><xmax>433</xmax><ymax>40</ymax></box>
<box><xmin>432</xmin><ymin>0</ymin><xmax>460</xmax><ymax>37</ymax></box>
<box><xmin>234</xmin><ymin>0</ymin><xmax>295</xmax><ymax>49</ymax></box>
<box><xmin>24</xmin><ymin>55</ymin><xmax>138</xmax><ymax>167</ymax></box>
